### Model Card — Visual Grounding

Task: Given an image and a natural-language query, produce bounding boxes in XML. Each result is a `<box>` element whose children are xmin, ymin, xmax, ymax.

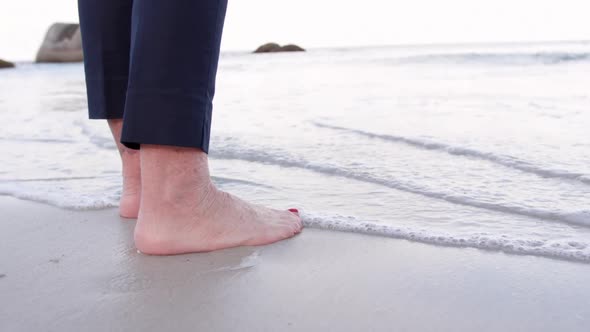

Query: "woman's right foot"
<box><xmin>134</xmin><ymin>145</ymin><xmax>302</xmax><ymax>255</ymax></box>
<box><xmin>135</xmin><ymin>183</ymin><xmax>302</xmax><ymax>255</ymax></box>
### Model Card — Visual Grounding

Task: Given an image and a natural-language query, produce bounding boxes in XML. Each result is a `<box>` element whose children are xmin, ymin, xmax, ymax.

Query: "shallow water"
<box><xmin>1</xmin><ymin>42</ymin><xmax>589</xmax><ymax>262</ymax></box>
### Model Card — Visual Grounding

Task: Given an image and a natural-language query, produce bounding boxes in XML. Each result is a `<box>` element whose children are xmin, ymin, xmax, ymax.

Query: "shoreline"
<box><xmin>2</xmin><ymin>196</ymin><xmax>589</xmax><ymax>331</ymax></box>
<box><xmin>3</xmin><ymin>192</ymin><xmax>588</xmax><ymax>264</ymax></box>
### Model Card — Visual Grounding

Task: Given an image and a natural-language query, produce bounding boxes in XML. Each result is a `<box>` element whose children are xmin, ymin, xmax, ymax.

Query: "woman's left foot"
<box><xmin>108</xmin><ymin>119</ymin><xmax>141</xmax><ymax>219</ymax></box>
<box><xmin>119</xmin><ymin>173</ymin><xmax>141</xmax><ymax>218</ymax></box>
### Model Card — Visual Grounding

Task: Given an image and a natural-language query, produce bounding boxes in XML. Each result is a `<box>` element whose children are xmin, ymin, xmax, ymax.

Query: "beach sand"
<box><xmin>1</xmin><ymin>196</ymin><xmax>589</xmax><ymax>332</ymax></box>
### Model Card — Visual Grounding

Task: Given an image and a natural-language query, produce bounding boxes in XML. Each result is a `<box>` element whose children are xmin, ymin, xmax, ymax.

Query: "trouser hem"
<box><xmin>120</xmin><ymin>90</ymin><xmax>212</xmax><ymax>153</ymax></box>
<box><xmin>85</xmin><ymin>78</ymin><xmax>128</xmax><ymax>119</ymax></box>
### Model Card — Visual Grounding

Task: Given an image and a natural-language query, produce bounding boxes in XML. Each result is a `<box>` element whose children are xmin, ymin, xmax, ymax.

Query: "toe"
<box><xmin>281</xmin><ymin>210</ymin><xmax>301</xmax><ymax>228</ymax></box>
<box><xmin>276</xmin><ymin>214</ymin><xmax>300</xmax><ymax>236</ymax></box>
<box><xmin>284</xmin><ymin>224</ymin><xmax>298</xmax><ymax>238</ymax></box>
<box><xmin>290</xmin><ymin>220</ymin><xmax>302</xmax><ymax>234</ymax></box>
<box><xmin>290</xmin><ymin>215</ymin><xmax>303</xmax><ymax>233</ymax></box>
<box><xmin>286</xmin><ymin>209</ymin><xmax>302</xmax><ymax>227</ymax></box>
<box><xmin>291</xmin><ymin>214</ymin><xmax>303</xmax><ymax>232</ymax></box>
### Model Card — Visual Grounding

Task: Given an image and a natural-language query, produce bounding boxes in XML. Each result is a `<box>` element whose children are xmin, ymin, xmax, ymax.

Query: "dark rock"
<box><xmin>254</xmin><ymin>43</ymin><xmax>305</xmax><ymax>53</ymax></box>
<box><xmin>275</xmin><ymin>44</ymin><xmax>305</xmax><ymax>52</ymax></box>
<box><xmin>36</xmin><ymin>23</ymin><xmax>83</xmax><ymax>63</ymax></box>
<box><xmin>254</xmin><ymin>42</ymin><xmax>281</xmax><ymax>53</ymax></box>
<box><xmin>0</xmin><ymin>59</ymin><xmax>15</xmax><ymax>69</ymax></box>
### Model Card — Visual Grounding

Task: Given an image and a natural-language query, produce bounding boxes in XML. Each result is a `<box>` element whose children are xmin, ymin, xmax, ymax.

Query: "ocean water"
<box><xmin>1</xmin><ymin>42</ymin><xmax>589</xmax><ymax>262</ymax></box>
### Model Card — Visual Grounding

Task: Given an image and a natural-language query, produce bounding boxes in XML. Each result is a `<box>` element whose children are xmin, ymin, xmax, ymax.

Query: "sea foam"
<box><xmin>2</xmin><ymin>41</ymin><xmax>589</xmax><ymax>264</ymax></box>
<box><xmin>301</xmin><ymin>211</ymin><xmax>590</xmax><ymax>263</ymax></box>
<box><xmin>209</xmin><ymin>143</ymin><xmax>590</xmax><ymax>228</ymax></box>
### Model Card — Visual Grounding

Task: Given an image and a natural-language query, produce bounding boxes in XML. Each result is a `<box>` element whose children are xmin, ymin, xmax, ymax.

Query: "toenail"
<box><xmin>288</xmin><ymin>208</ymin><xmax>299</xmax><ymax>214</ymax></box>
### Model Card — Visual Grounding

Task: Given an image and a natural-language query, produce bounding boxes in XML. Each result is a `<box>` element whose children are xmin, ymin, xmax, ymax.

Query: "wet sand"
<box><xmin>1</xmin><ymin>196</ymin><xmax>589</xmax><ymax>332</ymax></box>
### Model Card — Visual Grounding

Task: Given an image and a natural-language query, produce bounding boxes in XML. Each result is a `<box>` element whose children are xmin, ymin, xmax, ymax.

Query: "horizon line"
<box><xmin>6</xmin><ymin>39</ymin><xmax>590</xmax><ymax>63</ymax></box>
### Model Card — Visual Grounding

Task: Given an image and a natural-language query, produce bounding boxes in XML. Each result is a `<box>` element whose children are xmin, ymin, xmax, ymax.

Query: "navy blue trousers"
<box><xmin>78</xmin><ymin>0</ymin><xmax>228</xmax><ymax>152</ymax></box>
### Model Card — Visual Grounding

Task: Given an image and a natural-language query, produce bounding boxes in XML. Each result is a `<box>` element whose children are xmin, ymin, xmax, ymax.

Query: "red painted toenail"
<box><xmin>288</xmin><ymin>208</ymin><xmax>299</xmax><ymax>214</ymax></box>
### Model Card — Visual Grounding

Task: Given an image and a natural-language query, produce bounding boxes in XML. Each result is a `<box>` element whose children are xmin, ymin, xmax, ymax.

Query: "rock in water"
<box><xmin>36</xmin><ymin>23</ymin><xmax>83</xmax><ymax>63</ymax></box>
<box><xmin>253</xmin><ymin>43</ymin><xmax>305</xmax><ymax>53</ymax></box>
<box><xmin>0</xmin><ymin>59</ymin><xmax>15</xmax><ymax>69</ymax></box>
<box><xmin>276</xmin><ymin>44</ymin><xmax>305</xmax><ymax>52</ymax></box>
<box><xmin>254</xmin><ymin>43</ymin><xmax>281</xmax><ymax>53</ymax></box>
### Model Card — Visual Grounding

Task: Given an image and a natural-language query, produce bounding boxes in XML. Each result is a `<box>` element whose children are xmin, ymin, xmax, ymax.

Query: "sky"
<box><xmin>0</xmin><ymin>0</ymin><xmax>589</xmax><ymax>61</ymax></box>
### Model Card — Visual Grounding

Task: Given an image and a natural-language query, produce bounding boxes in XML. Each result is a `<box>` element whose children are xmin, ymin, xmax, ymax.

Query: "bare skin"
<box><xmin>107</xmin><ymin>119</ymin><xmax>141</xmax><ymax>219</ymax></box>
<box><xmin>105</xmin><ymin>121</ymin><xmax>302</xmax><ymax>254</ymax></box>
<box><xmin>134</xmin><ymin>145</ymin><xmax>303</xmax><ymax>255</ymax></box>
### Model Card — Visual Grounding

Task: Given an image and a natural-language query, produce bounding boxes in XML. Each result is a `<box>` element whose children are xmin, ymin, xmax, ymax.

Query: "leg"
<box><xmin>121</xmin><ymin>0</ymin><xmax>302</xmax><ymax>255</ymax></box>
<box><xmin>107</xmin><ymin>120</ymin><xmax>141</xmax><ymax>218</ymax></box>
<box><xmin>78</xmin><ymin>0</ymin><xmax>141</xmax><ymax>218</ymax></box>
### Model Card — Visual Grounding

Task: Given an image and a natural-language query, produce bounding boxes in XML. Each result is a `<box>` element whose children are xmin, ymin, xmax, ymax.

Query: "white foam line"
<box><xmin>0</xmin><ymin>191</ymin><xmax>117</xmax><ymax>210</ymax></box>
<box><xmin>83</xmin><ymin>128</ymin><xmax>590</xmax><ymax>227</ymax></box>
<box><xmin>0</xmin><ymin>137</ymin><xmax>78</xmax><ymax>144</ymax></box>
<box><xmin>0</xmin><ymin>176</ymin><xmax>105</xmax><ymax>183</ymax></box>
<box><xmin>302</xmin><ymin>212</ymin><xmax>590</xmax><ymax>263</ymax></box>
<box><xmin>210</xmin><ymin>146</ymin><xmax>590</xmax><ymax>228</ymax></box>
<box><xmin>313</xmin><ymin>122</ymin><xmax>590</xmax><ymax>185</ymax></box>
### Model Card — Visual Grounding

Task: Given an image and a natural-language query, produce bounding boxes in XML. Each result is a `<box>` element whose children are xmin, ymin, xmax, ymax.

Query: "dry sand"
<box><xmin>1</xmin><ymin>196</ymin><xmax>589</xmax><ymax>331</ymax></box>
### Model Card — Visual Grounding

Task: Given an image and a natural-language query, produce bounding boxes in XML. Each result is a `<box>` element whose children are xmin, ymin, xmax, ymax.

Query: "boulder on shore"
<box><xmin>36</xmin><ymin>23</ymin><xmax>83</xmax><ymax>63</ymax></box>
<box><xmin>254</xmin><ymin>42</ymin><xmax>281</xmax><ymax>53</ymax></box>
<box><xmin>0</xmin><ymin>59</ymin><xmax>15</xmax><ymax>69</ymax></box>
<box><xmin>275</xmin><ymin>44</ymin><xmax>305</xmax><ymax>52</ymax></box>
<box><xmin>253</xmin><ymin>43</ymin><xmax>305</xmax><ymax>53</ymax></box>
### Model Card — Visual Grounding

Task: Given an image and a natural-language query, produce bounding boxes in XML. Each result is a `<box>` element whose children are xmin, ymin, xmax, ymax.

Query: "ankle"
<box><xmin>139</xmin><ymin>144</ymin><xmax>212</xmax><ymax>202</ymax></box>
<box><xmin>121</xmin><ymin>154</ymin><xmax>140</xmax><ymax>177</ymax></box>
<box><xmin>141</xmin><ymin>180</ymin><xmax>216</xmax><ymax>218</ymax></box>
<box><xmin>134</xmin><ymin>181</ymin><xmax>218</xmax><ymax>254</ymax></box>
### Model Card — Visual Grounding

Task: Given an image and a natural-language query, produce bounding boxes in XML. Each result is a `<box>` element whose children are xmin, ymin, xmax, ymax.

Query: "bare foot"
<box><xmin>108</xmin><ymin>119</ymin><xmax>141</xmax><ymax>219</ymax></box>
<box><xmin>119</xmin><ymin>172</ymin><xmax>140</xmax><ymax>219</ymax></box>
<box><xmin>134</xmin><ymin>145</ymin><xmax>302</xmax><ymax>255</ymax></box>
